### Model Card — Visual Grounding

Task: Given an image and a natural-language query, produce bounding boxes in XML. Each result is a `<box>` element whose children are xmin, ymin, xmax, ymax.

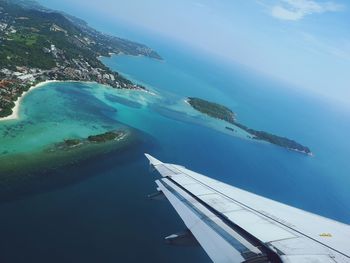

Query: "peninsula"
<box><xmin>187</xmin><ymin>97</ymin><xmax>312</xmax><ymax>155</ymax></box>
<box><xmin>0</xmin><ymin>0</ymin><xmax>161</xmax><ymax>118</ymax></box>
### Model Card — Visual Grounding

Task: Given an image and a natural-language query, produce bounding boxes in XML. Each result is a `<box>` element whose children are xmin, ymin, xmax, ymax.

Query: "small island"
<box><xmin>0</xmin><ymin>128</ymin><xmax>134</xmax><ymax>201</ymax></box>
<box><xmin>187</xmin><ymin>97</ymin><xmax>236</xmax><ymax>123</ymax></box>
<box><xmin>58</xmin><ymin>130</ymin><xmax>126</xmax><ymax>150</ymax></box>
<box><xmin>187</xmin><ymin>97</ymin><xmax>311</xmax><ymax>155</ymax></box>
<box><xmin>87</xmin><ymin>131</ymin><xmax>125</xmax><ymax>143</ymax></box>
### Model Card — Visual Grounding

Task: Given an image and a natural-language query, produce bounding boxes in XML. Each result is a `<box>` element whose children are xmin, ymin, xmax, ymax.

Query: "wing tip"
<box><xmin>144</xmin><ymin>153</ymin><xmax>163</xmax><ymax>166</ymax></box>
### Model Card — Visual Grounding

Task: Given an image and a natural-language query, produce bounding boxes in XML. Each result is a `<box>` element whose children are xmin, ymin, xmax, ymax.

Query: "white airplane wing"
<box><xmin>145</xmin><ymin>154</ymin><xmax>350</xmax><ymax>263</ymax></box>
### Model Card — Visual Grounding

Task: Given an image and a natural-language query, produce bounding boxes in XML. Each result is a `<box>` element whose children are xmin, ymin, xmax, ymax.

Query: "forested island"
<box><xmin>187</xmin><ymin>97</ymin><xmax>312</xmax><ymax>155</ymax></box>
<box><xmin>57</xmin><ymin>131</ymin><xmax>126</xmax><ymax>150</ymax></box>
<box><xmin>0</xmin><ymin>0</ymin><xmax>161</xmax><ymax>118</ymax></box>
<box><xmin>187</xmin><ymin>97</ymin><xmax>236</xmax><ymax>123</ymax></box>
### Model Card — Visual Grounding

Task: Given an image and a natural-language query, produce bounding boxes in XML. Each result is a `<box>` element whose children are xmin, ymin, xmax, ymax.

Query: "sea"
<box><xmin>0</xmin><ymin>28</ymin><xmax>350</xmax><ymax>263</ymax></box>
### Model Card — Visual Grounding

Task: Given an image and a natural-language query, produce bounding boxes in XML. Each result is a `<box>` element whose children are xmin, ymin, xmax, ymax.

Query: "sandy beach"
<box><xmin>0</xmin><ymin>79</ymin><xmax>152</xmax><ymax>122</ymax></box>
<box><xmin>0</xmin><ymin>80</ymin><xmax>58</xmax><ymax>122</ymax></box>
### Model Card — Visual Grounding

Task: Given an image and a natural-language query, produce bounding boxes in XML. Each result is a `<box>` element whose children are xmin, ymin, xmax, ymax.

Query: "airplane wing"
<box><xmin>145</xmin><ymin>154</ymin><xmax>350</xmax><ymax>263</ymax></box>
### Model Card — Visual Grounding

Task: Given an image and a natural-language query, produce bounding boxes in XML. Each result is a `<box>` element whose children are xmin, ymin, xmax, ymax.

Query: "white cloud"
<box><xmin>271</xmin><ymin>0</ymin><xmax>344</xmax><ymax>20</ymax></box>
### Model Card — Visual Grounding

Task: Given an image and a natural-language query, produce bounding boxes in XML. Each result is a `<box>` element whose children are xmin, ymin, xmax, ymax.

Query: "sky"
<box><xmin>38</xmin><ymin>0</ymin><xmax>350</xmax><ymax>106</ymax></box>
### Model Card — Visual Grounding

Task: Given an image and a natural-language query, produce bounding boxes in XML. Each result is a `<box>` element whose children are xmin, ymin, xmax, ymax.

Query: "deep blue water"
<box><xmin>0</xmin><ymin>32</ymin><xmax>350</xmax><ymax>263</ymax></box>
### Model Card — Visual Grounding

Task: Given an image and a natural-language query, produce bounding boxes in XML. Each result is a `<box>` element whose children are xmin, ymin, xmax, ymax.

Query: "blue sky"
<box><xmin>39</xmin><ymin>0</ymin><xmax>350</xmax><ymax>105</ymax></box>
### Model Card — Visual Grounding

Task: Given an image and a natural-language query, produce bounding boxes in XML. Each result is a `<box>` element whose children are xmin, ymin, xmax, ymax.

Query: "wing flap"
<box><xmin>170</xmin><ymin>163</ymin><xmax>350</xmax><ymax>259</ymax></box>
<box><xmin>224</xmin><ymin>210</ymin><xmax>297</xmax><ymax>243</ymax></box>
<box><xmin>156</xmin><ymin>178</ymin><xmax>250</xmax><ymax>262</ymax></box>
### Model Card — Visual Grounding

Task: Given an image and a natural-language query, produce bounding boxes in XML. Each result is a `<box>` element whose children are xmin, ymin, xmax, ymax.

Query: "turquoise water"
<box><xmin>0</xmin><ymin>82</ymin><xmax>123</xmax><ymax>155</ymax></box>
<box><xmin>0</xmin><ymin>38</ymin><xmax>349</xmax><ymax>262</ymax></box>
<box><xmin>101</xmin><ymin>47</ymin><xmax>350</xmax><ymax>222</ymax></box>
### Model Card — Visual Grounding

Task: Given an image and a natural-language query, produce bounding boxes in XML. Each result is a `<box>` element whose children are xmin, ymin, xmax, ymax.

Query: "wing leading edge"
<box><xmin>145</xmin><ymin>154</ymin><xmax>350</xmax><ymax>263</ymax></box>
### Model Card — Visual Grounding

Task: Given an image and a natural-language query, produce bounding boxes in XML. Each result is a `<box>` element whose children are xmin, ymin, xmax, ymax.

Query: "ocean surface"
<box><xmin>0</xmin><ymin>35</ymin><xmax>350</xmax><ymax>262</ymax></box>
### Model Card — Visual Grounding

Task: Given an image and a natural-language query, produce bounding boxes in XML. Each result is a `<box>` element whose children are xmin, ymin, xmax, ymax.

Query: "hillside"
<box><xmin>0</xmin><ymin>0</ymin><xmax>161</xmax><ymax>117</ymax></box>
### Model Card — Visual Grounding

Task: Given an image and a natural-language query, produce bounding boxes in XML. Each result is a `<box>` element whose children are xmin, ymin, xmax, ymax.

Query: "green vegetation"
<box><xmin>0</xmin><ymin>0</ymin><xmax>161</xmax><ymax>118</ymax></box>
<box><xmin>187</xmin><ymin>97</ymin><xmax>236</xmax><ymax>123</ymax></box>
<box><xmin>63</xmin><ymin>131</ymin><xmax>125</xmax><ymax>146</ymax></box>
<box><xmin>10</xmin><ymin>32</ymin><xmax>38</xmax><ymax>46</ymax></box>
<box><xmin>234</xmin><ymin>123</ymin><xmax>311</xmax><ymax>154</ymax></box>
<box><xmin>57</xmin><ymin>131</ymin><xmax>126</xmax><ymax>151</ymax></box>
<box><xmin>88</xmin><ymin>131</ymin><xmax>124</xmax><ymax>143</ymax></box>
<box><xmin>0</xmin><ymin>30</ymin><xmax>56</xmax><ymax>70</ymax></box>
<box><xmin>188</xmin><ymin>97</ymin><xmax>311</xmax><ymax>154</ymax></box>
<box><xmin>0</xmin><ymin>0</ymin><xmax>161</xmax><ymax>71</ymax></box>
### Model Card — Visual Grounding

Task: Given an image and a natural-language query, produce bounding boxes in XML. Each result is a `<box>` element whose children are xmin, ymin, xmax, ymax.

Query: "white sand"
<box><xmin>0</xmin><ymin>80</ymin><xmax>58</xmax><ymax>122</ymax></box>
<box><xmin>0</xmin><ymin>79</ymin><xmax>152</xmax><ymax>122</ymax></box>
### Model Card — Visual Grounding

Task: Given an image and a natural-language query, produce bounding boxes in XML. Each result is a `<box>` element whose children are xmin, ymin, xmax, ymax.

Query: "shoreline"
<box><xmin>0</xmin><ymin>79</ymin><xmax>152</xmax><ymax>122</ymax></box>
<box><xmin>0</xmin><ymin>80</ymin><xmax>58</xmax><ymax>122</ymax></box>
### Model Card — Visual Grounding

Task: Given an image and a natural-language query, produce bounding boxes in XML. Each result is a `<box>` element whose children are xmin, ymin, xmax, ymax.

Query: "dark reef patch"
<box><xmin>0</xmin><ymin>128</ymin><xmax>156</xmax><ymax>203</ymax></box>
<box><xmin>104</xmin><ymin>93</ymin><xmax>142</xmax><ymax>109</ymax></box>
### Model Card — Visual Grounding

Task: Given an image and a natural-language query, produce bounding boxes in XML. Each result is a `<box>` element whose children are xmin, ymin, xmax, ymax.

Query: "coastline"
<box><xmin>0</xmin><ymin>80</ymin><xmax>58</xmax><ymax>122</ymax></box>
<box><xmin>186</xmin><ymin>97</ymin><xmax>312</xmax><ymax>155</ymax></box>
<box><xmin>0</xmin><ymin>79</ymin><xmax>152</xmax><ymax>122</ymax></box>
